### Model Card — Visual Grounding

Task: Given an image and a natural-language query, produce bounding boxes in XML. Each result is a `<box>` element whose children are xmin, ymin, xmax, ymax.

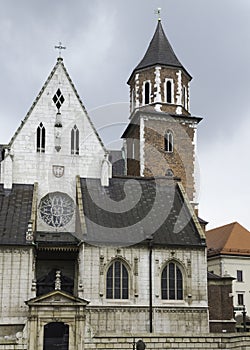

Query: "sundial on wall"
<box><xmin>39</xmin><ymin>192</ymin><xmax>75</xmax><ymax>227</ymax></box>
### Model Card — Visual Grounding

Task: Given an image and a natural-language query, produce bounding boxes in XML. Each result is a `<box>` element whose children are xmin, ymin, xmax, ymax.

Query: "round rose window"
<box><xmin>39</xmin><ymin>192</ymin><xmax>74</xmax><ymax>227</ymax></box>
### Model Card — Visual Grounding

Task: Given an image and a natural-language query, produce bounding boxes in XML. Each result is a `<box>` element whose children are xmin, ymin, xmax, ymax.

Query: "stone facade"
<box><xmin>0</xmin><ymin>58</ymin><xmax>109</xmax><ymax>229</ymax></box>
<box><xmin>80</xmin><ymin>244</ymin><xmax>208</xmax><ymax>334</ymax></box>
<box><xmin>128</xmin><ymin>66</ymin><xmax>191</xmax><ymax>116</ymax></box>
<box><xmin>125</xmin><ymin>112</ymin><xmax>199</xmax><ymax>201</ymax></box>
<box><xmin>1</xmin><ymin>334</ymin><xmax>250</xmax><ymax>350</ymax></box>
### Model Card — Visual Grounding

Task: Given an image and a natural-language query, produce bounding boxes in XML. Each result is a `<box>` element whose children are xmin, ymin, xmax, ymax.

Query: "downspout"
<box><xmin>148</xmin><ymin>239</ymin><xmax>153</xmax><ymax>333</ymax></box>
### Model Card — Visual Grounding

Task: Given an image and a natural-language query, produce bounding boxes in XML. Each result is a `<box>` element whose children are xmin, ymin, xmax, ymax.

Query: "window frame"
<box><xmin>161</xmin><ymin>261</ymin><xmax>184</xmax><ymax>300</ymax></box>
<box><xmin>164</xmin><ymin>78</ymin><xmax>174</xmax><ymax>104</ymax></box>
<box><xmin>36</xmin><ymin>122</ymin><xmax>45</xmax><ymax>153</ymax></box>
<box><xmin>143</xmin><ymin>80</ymin><xmax>151</xmax><ymax>105</ymax></box>
<box><xmin>237</xmin><ymin>293</ymin><xmax>244</xmax><ymax>306</ymax></box>
<box><xmin>164</xmin><ymin>130</ymin><xmax>174</xmax><ymax>153</ymax></box>
<box><xmin>183</xmin><ymin>85</ymin><xmax>188</xmax><ymax>110</ymax></box>
<box><xmin>71</xmin><ymin>125</ymin><xmax>79</xmax><ymax>155</ymax></box>
<box><xmin>237</xmin><ymin>270</ymin><xmax>243</xmax><ymax>282</ymax></box>
<box><xmin>106</xmin><ymin>259</ymin><xmax>129</xmax><ymax>300</ymax></box>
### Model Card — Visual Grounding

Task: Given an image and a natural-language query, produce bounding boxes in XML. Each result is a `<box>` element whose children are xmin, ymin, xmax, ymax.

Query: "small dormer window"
<box><xmin>164</xmin><ymin>130</ymin><xmax>173</xmax><ymax>153</ymax></box>
<box><xmin>143</xmin><ymin>81</ymin><xmax>151</xmax><ymax>105</ymax></box>
<box><xmin>71</xmin><ymin>125</ymin><xmax>79</xmax><ymax>155</ymax></box>
<box><xmin>165</xmin><ymin>79</ymin><xmax>174</xmax><ymax>104</ymax></box>
<box><xmin>37</xmin><ymin>122</ymin><xmax>45</xmax><ymax>153</ymax></box>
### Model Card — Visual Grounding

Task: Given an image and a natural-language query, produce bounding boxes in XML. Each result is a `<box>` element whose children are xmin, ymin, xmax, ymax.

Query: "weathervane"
<box><xmin>155</xmin><ymin>7</ymin><xmax>161</xmax><ymax>21</ymax></box>
<box><xmin>55</xmin><ymin>42</ymin><xmax>66</xmax><ymax>57</ymax></box>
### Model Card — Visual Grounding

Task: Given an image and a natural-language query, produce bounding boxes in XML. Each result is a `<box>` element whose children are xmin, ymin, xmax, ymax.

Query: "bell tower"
<box><xmin>122</xmin><ymin>18</ymin><xmax>202</xmax><ymax>202</ymax></box>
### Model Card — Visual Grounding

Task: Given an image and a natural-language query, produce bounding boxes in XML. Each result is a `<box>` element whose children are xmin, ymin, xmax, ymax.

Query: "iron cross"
<box><xmin>55</xmin><ymin>42</ymin><xmax>66</xmax><ymax>57</ymax></box>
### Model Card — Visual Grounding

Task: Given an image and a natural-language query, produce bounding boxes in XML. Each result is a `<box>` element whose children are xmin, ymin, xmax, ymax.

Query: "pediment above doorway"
<box><xmin>26</xmin><ymin>289</ymin><xmax>89</xmax><ymax>307</ymax></box>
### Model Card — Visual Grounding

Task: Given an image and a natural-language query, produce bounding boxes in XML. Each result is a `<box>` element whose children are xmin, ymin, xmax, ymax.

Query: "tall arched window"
<box><xmin>144</xmin><ymin>81</ymin><xmax>150</xmax><ymax>105</ymax></box>
<box><xmin>71</xmin><ymin>125</ymin><xmax>79</xmax><ymax>155</ymax></box>
<box><xmin>164</xmin><ymin>130</ymin><xmax>173</xmax><ymax>153</ymax></box>
<box><xmin>161</xmin><ymin>262</ymin><xmax>183</xmax><ymax>300</ymax></box>
<box><xmin>183</xmin><ymin>86</ymin><xmax>188</xmax><ymax>110</ymax></box>
<box><xmin>166</xmin><ymin>80</ymin><xmax>173</xmax><ymax>103</ymax></box>
<box><xmin>106</xmin><ymin>260</ymin><xmax>129</xmax><ymax>299</ymax></box>
<box><xmin>37</xmin><ymin>122</ymin><xmax>45</xmax><ymax>153</ymax></box>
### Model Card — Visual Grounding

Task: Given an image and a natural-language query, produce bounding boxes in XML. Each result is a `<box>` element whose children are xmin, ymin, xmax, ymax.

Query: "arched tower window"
<box><xmin>106</xmin><ymin>260</ymin><xmax>129</xmax><ymax>299</ymax></box>
<box><xmin>161</xmin><ymin>261</ymin><xmax>183</xmax><ymax>300</ymax></box>
<box><xmin>71</xmin><ymin>125</ymin><xmax>79</xmax><ymax>155</ymax></box>
<box><xmin>143</xmin><ymin>81</ymin><xmax>151</xmax><ymax>105</ymax></box>
<box><xmin>165</xmin><ymin>79</ymin><xmax>173</xmax><ymax>104</ymax></box>
<box><xmin>164</xmin><ymin>130</ymin><xmax>173</xmax><ymax>152</ymax></box>
<box><xmin>37</xmin><ymin>122</ymin><xmax>45</xmax><ymax>153</ymax></box>
<box><xmin>183</xmin><ymin>86</ymin><xmax>188</xmax><ymax>110</ymax></box>
<box><xmin>131</xmin><ymin>88</ymin><xmax>135</xmax><ymax>112</ymax></box>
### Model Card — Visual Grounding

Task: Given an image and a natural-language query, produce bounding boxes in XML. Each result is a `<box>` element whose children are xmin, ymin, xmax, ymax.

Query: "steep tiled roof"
<box><xmin>80</xmin><ymin>176</ymin><xmax>205</xmax><ymax>247</ymax></box>
<box><xmin>0</xmin><ymin>184</ymin><xmax>34</xmax><ymax>245</ymax></box>
<box><xmin>128</xmin><ymin>21</ymin><xmax>191</xmax><ymax>82</ymax></box>
<box><xmin>36</xmin><ymin>231</ymin><xmax>80</xmax><ymax>246</ymax></box>
<box><xmin>206</xmin><ymin>222</ymin><xmax>250</xmax><ymax>257</ymax></box>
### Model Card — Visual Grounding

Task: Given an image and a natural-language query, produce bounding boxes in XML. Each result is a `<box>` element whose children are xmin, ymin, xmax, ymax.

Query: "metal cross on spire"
<box><xmin>55</xmin><ymin>42</ymin><xmax>66</xmax><ymax>58</ymax></box>
<box><xmin>155</xmin><ymin>7</ymin><xmax>162</xmax><ymax>21</ymax></box>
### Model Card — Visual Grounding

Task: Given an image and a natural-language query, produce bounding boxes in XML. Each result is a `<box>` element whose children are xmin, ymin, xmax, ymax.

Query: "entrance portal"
<box><xmin>43</xmin><ymin>322</ymin><xmax>69</xmax><ymax>350</ymax></box>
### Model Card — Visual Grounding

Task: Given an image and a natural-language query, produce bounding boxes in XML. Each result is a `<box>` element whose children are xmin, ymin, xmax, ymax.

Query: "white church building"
<box><xmin>0</xmin><ymin>19</ymin><xmax>212</xmax><ymax>350</ymax></box>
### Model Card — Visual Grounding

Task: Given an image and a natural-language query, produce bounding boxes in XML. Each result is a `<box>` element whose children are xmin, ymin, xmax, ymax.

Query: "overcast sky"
<box><xmin>0</xmin><ymin>0</ymin><xmax>249</xmax><ymax>231</ymax></box>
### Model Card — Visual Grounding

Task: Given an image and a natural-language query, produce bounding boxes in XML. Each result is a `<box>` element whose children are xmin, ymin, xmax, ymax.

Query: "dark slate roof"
<box><xmin>207</xmin><ymin>271</ymin><xmax>235</xmax><ymax>281</ymax></box>
<box><xmin>36</xmin><ymin>231</ymin><xmax>80</xmax><ymax>246</ymax></box>
<box><xmin>0</xmin><ymin>184</ymin><xmax>34</xmax><ymax>245</ymax></box>
<box><xmin>128</xmin><ymin>21</ymin><xmax>191</xmax><ymax>82</ymax></box>
<box><xmin>108</xmin><ymin>150</ymin><xmax>125</xmax><ymax>176</ymax></box>
<box><xmin>80</xmin><ymin>176</ymin><xmax>205</xmax><ymax>247</ymax></box>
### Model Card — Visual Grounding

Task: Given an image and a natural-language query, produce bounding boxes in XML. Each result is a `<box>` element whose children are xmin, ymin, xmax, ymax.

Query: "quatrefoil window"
<box><xmin>53</xmin><ymin>89</ymin><xmax>65</xmax><ymax>111</ymax></box>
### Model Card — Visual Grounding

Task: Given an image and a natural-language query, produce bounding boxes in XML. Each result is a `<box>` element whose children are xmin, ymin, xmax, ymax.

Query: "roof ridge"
<box><xmin>207</xmin><ymin>221</ymin><xmax>238</xmax><ymax>233</ymax></box>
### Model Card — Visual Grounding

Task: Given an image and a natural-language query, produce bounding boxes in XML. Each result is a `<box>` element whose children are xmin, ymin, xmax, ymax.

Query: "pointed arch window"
<box><xmin>165</xmin><ymin>79</ymin><xmax>174</xmax><ymax>104</ymax></box>
<box><xmin>71</xmin><ymin>125</ymin><xmax>79</xmax><ymax>155</ymax></box>
<box><xmin>37</xmin><ymin>122</ymin><xmax>45</xmax><ymax>153</ymax></box>
<box><xmin>164</xmin><ymin>130</ymin><xmax>173</xmax><ymax>153</ymax></box>
<box><xmin>106</xmin><ymin>260</ymin><xmax>129</xmax><ymax>299</ymax></box>
<box><xmin>143</xmin><ymin>81</ymin><xmax>151</xmax><ymax>105</ymax></box>
<box><xmin>161</xmin><ymin>261</ymin><xmax>183</xmax><ymax>300</ymax></box>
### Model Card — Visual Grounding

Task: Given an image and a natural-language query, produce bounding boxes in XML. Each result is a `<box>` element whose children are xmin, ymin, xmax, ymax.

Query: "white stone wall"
<box><xmin>0</xmin><ymin>61</ymin><xmax>107</xmax><ymax>232</ymax></box>
<box><xmin>0</xmin><ymin>247</ymin><xmax>35</xmax><ymax>323</ymax></box>
<box><xmin>80</xmin><ymin>244</ymin><xmax>209</xmax><ymax>333</ymax></box>
<box><xmin>208</xmin><ymin>255</ymin><xmax>250</xmax><ymax>316</ymax></box>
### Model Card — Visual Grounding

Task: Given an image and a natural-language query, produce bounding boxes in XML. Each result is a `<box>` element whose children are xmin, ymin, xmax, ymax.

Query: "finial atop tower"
<box><xmin>55</xmin><ymin>41</ymin><xmax>66</xmax><ymax>59</ymax></box>
<box><xmin>155</xmin><ymin>7</ymin><xmax>161</xmax><ymax>21</ymax></box>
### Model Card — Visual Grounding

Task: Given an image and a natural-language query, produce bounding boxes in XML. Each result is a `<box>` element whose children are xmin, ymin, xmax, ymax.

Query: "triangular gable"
<box><xmin>26</xmin><ymin>289</ymin><xmax>89</xmax><ymax>306</ymax></box>
<box><xmin>8</xmin><ymin>57</ymin><xmax>105</xmax><ymax>151</ymax></box>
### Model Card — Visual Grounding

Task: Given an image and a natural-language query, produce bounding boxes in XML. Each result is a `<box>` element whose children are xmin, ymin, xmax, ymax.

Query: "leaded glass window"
<box><xmin>161</xmin><ymin>262</ymin><xmax>183</xmax><ymax>300</ymax></box>
<box><xmin>106</xmin><ymin>260</ymin><xmax>129</xmax><ymax>299</ymax></box>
